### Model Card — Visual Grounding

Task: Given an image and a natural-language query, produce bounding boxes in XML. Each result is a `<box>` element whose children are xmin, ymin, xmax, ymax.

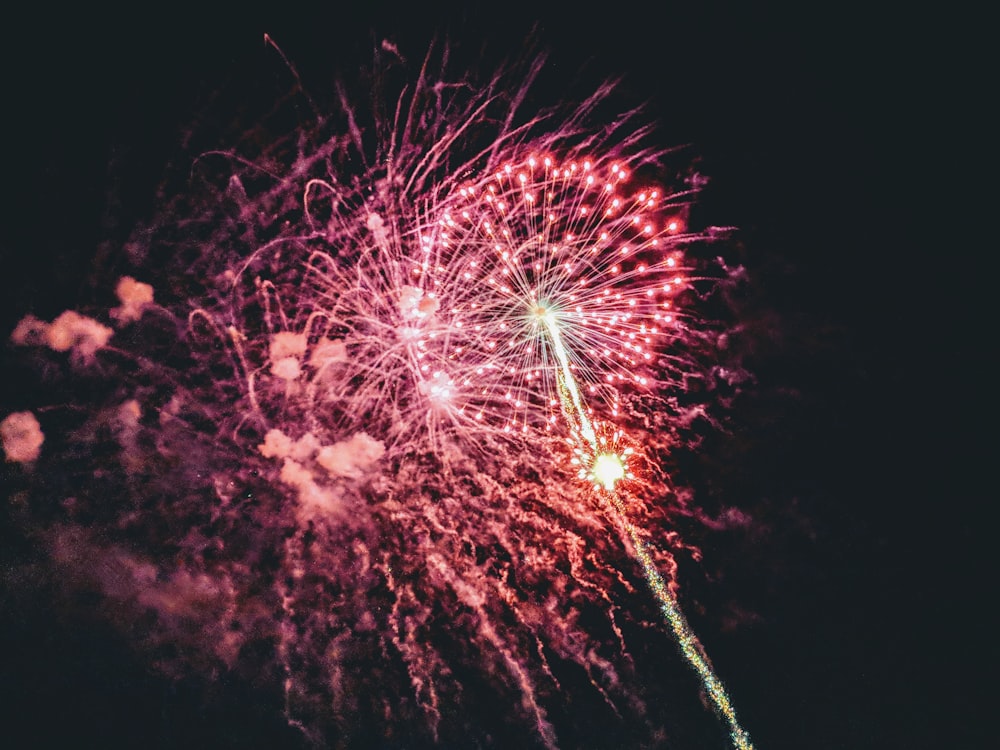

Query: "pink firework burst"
<box><xmin>420</xmin><ymin>154</ymin><xmax>695</xmax><ymax>437</ymax></box>
<box><xmin>194</xmin><ymin>45</ymin><xmax>713</xmax><ymax>464</ymax></box>
<box><xmin>4</xmin><ymin>36</ymin><xmax>749</xmax><ymax>749</ymax></box>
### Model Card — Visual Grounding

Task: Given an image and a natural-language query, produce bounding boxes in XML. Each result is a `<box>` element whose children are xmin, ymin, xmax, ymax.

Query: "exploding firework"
<box><xmin>227</xmin><ymin>150</ymin><xmax>700</xmax><ymax>463</ymax></box>
<box><xmin>4</xmin><ymin>37</ymin><xmax>752</xmax><ymax>748</ymax></box>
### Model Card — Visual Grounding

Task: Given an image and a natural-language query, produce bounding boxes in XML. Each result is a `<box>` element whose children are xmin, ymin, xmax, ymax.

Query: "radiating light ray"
<box><xmin>539</xmin><ymin>309</ymin><xmax>596</xmax><ymax>447</ymax></box>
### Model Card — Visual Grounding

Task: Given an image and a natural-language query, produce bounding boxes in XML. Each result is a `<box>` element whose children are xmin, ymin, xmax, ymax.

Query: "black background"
<box><xmin>1</xmin><ymin>2</ymin><xmax>988</xmax><ymax>749</ymax></box>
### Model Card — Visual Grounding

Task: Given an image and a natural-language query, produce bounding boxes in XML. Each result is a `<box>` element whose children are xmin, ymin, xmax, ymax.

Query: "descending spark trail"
<box><xmin>539</xmin><ymin>307</ymin><xmax>754</xmax><ymax>749</ymax></box>
<box><xmin>605</xmin><ymin>491</ymin><xmax>755</xmax><ymax>750</ymax></box>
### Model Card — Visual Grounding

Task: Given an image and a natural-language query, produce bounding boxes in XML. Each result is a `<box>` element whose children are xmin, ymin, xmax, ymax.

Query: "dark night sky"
<box><xmin>1</xmin><ymin>3</ymin><xmax>989</xmax><ymax>749</ymax></box>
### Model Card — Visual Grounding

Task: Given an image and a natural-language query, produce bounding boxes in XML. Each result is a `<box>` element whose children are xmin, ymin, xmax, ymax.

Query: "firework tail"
<box><xmin>542</xmin><ymin>311</ymin><xmax>754</xmax><ymax>749</ymax></box>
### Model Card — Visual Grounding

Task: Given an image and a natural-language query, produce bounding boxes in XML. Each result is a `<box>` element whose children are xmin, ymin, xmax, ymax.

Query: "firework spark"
<box><xmin>5</xmin><ymin>38</ymin><xmax>752</xmax><ymax>748</ymax></box>
<box><xmin>524</xmin><ymin>263</ymin><xmax>753</xmax><ymax>746</ymax></box>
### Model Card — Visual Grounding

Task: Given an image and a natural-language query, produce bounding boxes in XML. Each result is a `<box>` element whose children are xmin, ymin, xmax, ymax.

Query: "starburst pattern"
<box><xmin>4</xmin><ymin>39</ymin><xmax>751</xmax><ymax>749</ymax></box>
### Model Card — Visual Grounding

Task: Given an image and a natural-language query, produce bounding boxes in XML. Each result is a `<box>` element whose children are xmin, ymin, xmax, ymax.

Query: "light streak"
<box><xmin>539</xmin><ymin>309</ymin><xmax>596</xmax><ymax>447</ymax></box>
<box><xmin>606</xmin><ymin>489</ymin><xmax>755</xmax><ymax>750</ymax></box>
<box><xmin>541</xmin><ymin>310</ymin><xmax>754</xmax><ymax>749</ymax></box>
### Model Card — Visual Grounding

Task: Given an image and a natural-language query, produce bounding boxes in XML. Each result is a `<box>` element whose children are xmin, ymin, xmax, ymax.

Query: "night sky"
<box><xmin>1</xmin><ymin>3</ymin><xmax>987</xmax><ymax>749</ymax></box>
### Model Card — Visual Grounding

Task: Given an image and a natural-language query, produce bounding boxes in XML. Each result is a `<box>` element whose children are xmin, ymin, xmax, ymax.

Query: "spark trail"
<box><xmin>605</xmin><ymin>490</ymin><xmax>754</xmax><ymax>750</ymax></box>
<box><xmin>538</xmin><ymin>305</ymin><xmax>754</xmax><ymax>750</ymax></box>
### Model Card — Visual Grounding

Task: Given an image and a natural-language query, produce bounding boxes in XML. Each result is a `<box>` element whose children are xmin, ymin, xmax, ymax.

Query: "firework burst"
<box><xmin>4</xmin><ymin>37</ymin><xmax>751</xmax><ymax>749</ymax></box>
<box><xmin>236</xmin><ymin>150</ymin><xmax>700</xmax><ymax>463</ymax></box>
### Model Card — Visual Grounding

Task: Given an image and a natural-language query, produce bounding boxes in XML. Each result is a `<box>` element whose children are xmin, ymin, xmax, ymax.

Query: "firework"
<box><xmin>228</xmin><ymin>151</ymin><xmax>699</xmax><ymax>464</ymax></box>
<box><xmin>5</xmin><ymin>38</ymin><xmax>751</xmax><ymax>749</ymax></box>
<box><xmin>414</xmin><ymin>155</ymin><xmax>695</xmax><ymax>436</ymax></box>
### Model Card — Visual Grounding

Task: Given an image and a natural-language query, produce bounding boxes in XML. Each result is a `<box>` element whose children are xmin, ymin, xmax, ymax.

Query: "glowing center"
<box><xmin>532</xmin><ymin>302</ymin><xmax>551</xmax><ymax>321</ymax></box>
<box><xmin>592</xmin><ymin>452</ymin><xmax>626</xmax><ymax>490</ymax></box>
